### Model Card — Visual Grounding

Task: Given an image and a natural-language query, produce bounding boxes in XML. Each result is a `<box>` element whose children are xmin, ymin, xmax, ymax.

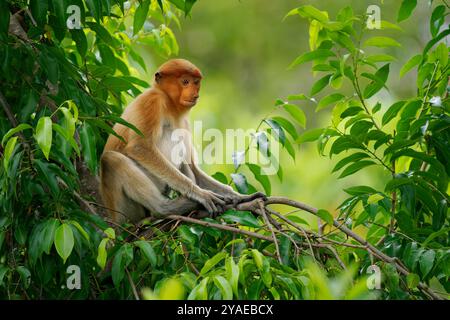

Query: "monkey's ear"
<box><xmin>155</xmin><ymin>72</ymin><xmax>162</xmax><ymax>83</ymax></box>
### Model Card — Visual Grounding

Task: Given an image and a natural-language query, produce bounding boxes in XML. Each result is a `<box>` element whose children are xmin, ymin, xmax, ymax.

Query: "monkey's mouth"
<box><xmin>183</xmin><ymin>99</ymin><xmax>198</xmax><ymax>107</ymax></box>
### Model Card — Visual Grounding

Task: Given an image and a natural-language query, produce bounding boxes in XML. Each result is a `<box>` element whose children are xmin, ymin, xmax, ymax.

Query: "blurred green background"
<box><xmin>137</xmin><ymin>1</ymin><xmax>434</xmax><ymax>219</ymax></box>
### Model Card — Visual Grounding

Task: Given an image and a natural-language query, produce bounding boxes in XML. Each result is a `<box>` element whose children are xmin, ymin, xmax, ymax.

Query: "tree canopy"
<box><xmin>0</xmin><ymin>0</ymin><xmax>448</xmax><ymax>300</ymax></box>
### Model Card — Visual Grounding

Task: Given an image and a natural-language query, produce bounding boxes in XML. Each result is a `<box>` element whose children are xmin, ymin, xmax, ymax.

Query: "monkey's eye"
<box><xmin>194</xmin><ymin>79</ymin><xmax>200</xmax><ymax>85</ymax></box>
<box><xmin>181</xmin><ymin>79</ymin><xmax>190</xmax><ymax>86</ymax></box>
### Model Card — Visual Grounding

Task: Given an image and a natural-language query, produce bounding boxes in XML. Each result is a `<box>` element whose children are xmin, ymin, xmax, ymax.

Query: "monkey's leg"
<box><xmin>101</xmin><ymin>151</ymin><xmax>200</xmax><ymax>223</ymax></box>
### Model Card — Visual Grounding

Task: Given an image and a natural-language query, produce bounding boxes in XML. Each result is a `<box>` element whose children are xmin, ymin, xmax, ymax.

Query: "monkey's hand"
<box><xmin>235</xmin><ymin>191</ymin><xmax>267</xmax><ymax>204</ymax></box>
<box><xmin>221</xmin><ymin>189</ymin><xmax>267</xmax><ymax>206</ymax></box>
<box><xmin>188</xmin><ymin>186</ymin><xmax>226</xmax><ymax>215</ymax></box>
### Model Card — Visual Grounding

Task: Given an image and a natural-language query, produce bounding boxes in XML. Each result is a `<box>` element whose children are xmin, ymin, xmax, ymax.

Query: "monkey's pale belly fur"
<box><xmin>157</xmin><ymin>120</ymin><xmax>192</xmax><ymax>170</ymax></box>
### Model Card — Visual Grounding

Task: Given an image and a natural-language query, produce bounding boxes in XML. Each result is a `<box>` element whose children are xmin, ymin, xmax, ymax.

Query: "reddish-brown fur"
<box><xmin>99</xmin><ymin>59</ymin><xmax>264</xmax><ymax>223</ymax></box>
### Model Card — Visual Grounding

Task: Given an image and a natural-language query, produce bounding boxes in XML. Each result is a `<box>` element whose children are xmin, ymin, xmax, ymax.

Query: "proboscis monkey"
<box><xmin>100</xmin><ymin>59</ymin><xmax>265</xmax><ymax>223</ymax></box>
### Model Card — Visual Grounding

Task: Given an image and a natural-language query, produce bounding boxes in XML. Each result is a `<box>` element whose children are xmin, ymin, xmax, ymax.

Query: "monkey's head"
<box><xmin>154</xmin><ymin>59</ymin><xmax>203</xmax><ymax>110</ymax></box>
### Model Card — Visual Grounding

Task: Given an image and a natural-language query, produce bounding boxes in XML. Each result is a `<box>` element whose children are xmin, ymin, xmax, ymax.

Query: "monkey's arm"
<box><xmin>124</xmin><ymin>142</ymin><xmax>225</xmax><ymax>214</ymax></box>
<box><xmin>189</xmin><ymin>150</ymin><xmax>266</xmax><ymax>204</ymax></box>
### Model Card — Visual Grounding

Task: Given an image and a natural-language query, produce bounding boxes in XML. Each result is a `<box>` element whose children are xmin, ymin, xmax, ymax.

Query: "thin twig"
<box><xmin>264</xmin><ymin>196</ymin><xmax>443</xmax><ymax>300</ymax></box>
<box><xmin>126</xmin><ymin>268</ymin><xmax>140</xmax><ymax>300</ymax></box>
<box><xmin>162</xmin><ymin>215</ymin><xmax>273</xmax><ymax>242</ymax></box>
<box><xmin>265</xmin><ymin>207</ymin><xmax>317</xmax><ymax>262</ymax></box>
<box><xmin>258</xmin><ymin>202</ymin><xmax>282</xmax><ymax>264</ymax></box>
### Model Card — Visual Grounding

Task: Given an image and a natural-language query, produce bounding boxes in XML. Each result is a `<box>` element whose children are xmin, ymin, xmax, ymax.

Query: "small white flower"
<box><xmin>429</xmin><ymin>96</ymin><xmax>442</xmax><ymax>107</ymax></box>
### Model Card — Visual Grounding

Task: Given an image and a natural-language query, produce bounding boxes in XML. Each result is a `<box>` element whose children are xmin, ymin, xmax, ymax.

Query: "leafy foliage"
<box><xmin>0</xmin><ymin>0</ymin><xmax>448</xmax><ymax>300</ymax></box>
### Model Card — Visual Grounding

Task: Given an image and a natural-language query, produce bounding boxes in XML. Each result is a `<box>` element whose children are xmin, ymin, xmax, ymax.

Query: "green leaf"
<box><xmin>397</xmin><ymin>0</ymin><xmax>417</xmax><ymax>22</ymax></box>
<box><xmin>311</xmin><ymin>74</ymin><xmax>332</xmax><ymax>96</ymax></box>
<box><xmin>297</xmin><ymin>5</ymin><xmax>329</xmax><ymax>23</ymax></box>
<box><xmin>42</xmin><ymin>219</ymin><xmax>60</xmax><ymax>254</ymax></box>
<box><xmin>133</xmin><ymin>0</ymin><xmax>150</xmax><ymax>35</ymax></box>
<box><xmin>79</xmin><ymin>122</ymin><xmax>98</xmax><ymax>174</ymax></box>
<box><xmin>344</xmin><ymin>185</ymin><xmax>378</xmax><ymax>196</ymax></box>
<box><xmin>96</xmin><ymin>238</ymin><xmax>109</xmax><ymax>270</ymax></box>
<box><xmin>100</xmin><ymin>115</ymin><xmax>144</xmax><ymax>137</ymax></box>
<box><xmin>406</xmin><ymin>273</ymin><xmax>420</xmax><ymax>289</ymax></box>
<box><xmin>102</xmin><ymin>77</ymin><xmax>136</xmax><ymax>92</ymax></box>
<box><xmin>187</xmin><ymin>278</ymin><xmax>208</xmax><ymax>300</ymax></box>
<box><xmin>247</xmin><ymin>163</ymin><xmax>271</xmax><ymax>195</ymax></box>
<box><xmin>289</xmin><ymin>49</ymin><xmax>335</xmax><ymax>69</ymax></box>
<box><xmin>213</xmin><ymin>275</ymin><xmax>233</xmax><ymax>300</ymax></box>
<box><xmin>225</xmin><ymin>257</ymin><xmax>239</xmax><ymax>298</ymax></box>
<box><xmin>419</xmin><ymin>250</ymin><xmax>435</xmax><ymax>277</ymax></box>
<box><xmin>0</xmin><ymin>265</ymin><xmax>8</xmax><ymax>287</ymax></box>
<box><xmin>1</xmin><ymin>124</ymin><xmax>32</xmax><ymax>146</ymax></box>
<box><xmin>54</xmin><ymin>224</ymin><xmax>74</xmax><ymax>264</ymax></box>
<box><xmin>265</xmin><ymin>119</ymin><xmax>286</xmax><ymax>145</ymax></box>
<box><xmin>135</xmin><ymin>240</ymin><xmax>157</xmax><ymax>267</ymax></box>
<box><xmin>212</xmin><ymin>172</ymin><xmax>228</xmax><ymax>184</ymax></box>
<box><xmin>338</xmin><ymin>160</ymin><xmax>376</xmax><ymax>178</ymax></box>
<box><xmin>221</xmin><ymin>210</ymin><xmax>261</xmax><ymax>228</ymax></box>
<box><xmin>0</xmin><ymin>0</ymin><xmax>10</xmax><ymax>37</ymax></box>
<box><xmin>98</xmin><ymin>44</ymin><xmax>116</xmax><ymax>71</ymax></box>
<box><xmin>316</xmin><ymin>209</ymin><xmax>334</xmax><ymax>225</ymax></box>
<box><xmin>87</xmin><ymin>22</ymin><xmax>119</xmax><ymax>48</ymax></box>
<box><xmin>330</xmin><ymin>135</ymin><xmax>363</xmax><ymax>156</ymax></box>
<box><xmin>51</xmin><ymin>0</ymin><xmax>66</xmax><ymax>28</ymax></box>
<box><xmin>365</xmin><ymin>54</ymin><xmax>397</xmax><ymax>64</ymax></box>
<box><xmin>384</xmin><ymin>177</ymin><xmax>412</xmax><ymax>192</ymax></box>
<box><xmin>104</xmin><ymin>227</ymin><xmax>115</xmax><ymax>239</ymax></box>
<box><xmin>382</xmin><ymin>101</ymin><xmax>406</xmax><ymax>126</ymax></box>
<box><xmin>52</xmin><ymin>123</ymin><xmax>80</xmax><ymax>156</ymax></box>
<box><xmin>286</xmin><ymin>214</ymin><xmax>310</xmax><ymax>226</ymax></box>
<box><xmin>364</xmin><ymin>64</ymin><xmax>390</xmax><ymax>99</ymax></box>
<box><xmin>35</xmin><ymin>117</ymin><xmax>53</xmax><ymax>160</ymax></box>
<box><xmin>29</xmin><ymin>0</ymin><xmax>49</xmax><ymax>27</ymax></box>
<box><xmin>430</xmin><ymin>5</ymin><xmax>446</xmax><ymax>37</ymax></box>
<box><xmin>85</xmin><ymin>0</ymin><xmax>102</xmax><ymax>22</ymax></box>
<box><xmin>400</xmin><ymin>54</ymin><xmax>422</xmax><ymax>78</ymax></box>
<box><xmin>332</xmin><ymin>152</ymin><xmax>370</xmax><ymax>173</ymax></box>
<box><xmin>68</xmin><ymin>220</ymin><xmax>89</xmax><ymax>241</ymax></box>
<box><xmin>270</xmin><ymin>117</ymin><xmax>298</xmax><ymax>140</ymax></box>
<box><xmin>364</xmin><ymin>37</ymin><xmax>401</xmax><ymax>48</ymax></box>
<box><xmin>111</xmin><ymin>244</ymin><xmax>133</xmax><ymax>286</ymax></box>
<box><xmin>70</xmin><ymin>30</ymin><xmax>88</xmax><ymax>58</ymax></box>
<box><xmin>251</xmin><ymin>249</ymin><xmax>272</xmax><ymax>288</ymax></box>
<box><xmin>380</xmin><ymin>20</ymin><xmax>403</xmax><ymax>31</ymax></box>
<box><xmin>422</xmin><ymin>227</ymin><xmax>450</xmax><ymax>247</ymax></box>
<box><xmin>200</xmin><ymin>251</ymin><xmax>227</xmax><ymax>276</ymax></box>
<box><xmin>282</xmin><ymin>137</ymin><xmax>297</xmax><ymax>161</ymax></box>
<box><xmin>287</xmin><ymin>94</ymin><xmax>309</xmax><ymax>101</ymax></box>
<box><xmin>283</xmin><ymin>104</ymin><xmax>306</xmax><ymax>128</ymax></box>
<box><xmin>367</xmin><ymin>194</ymin><xmax>384</xmax><ymax>204</ymax></box>
<box><xmin>392</xmin><ymin>149</ymin><xmax>446</xmax><ymax>176</ymax></box>
<box><xmin>296</xmin><ymin>128</ymin><xmax>326</xmax><ymax>144</ymax></box>
<box><xmin>434</xmin><ymin>42</ymin><xmax>448</xmax><ymax>68</ymax></box>
<box><xmin>423</xmin><ymin>29</ymin><xmax>450</xmax><ymax>56</ymax></box>
<box><xmin>316</xmin><ymin>93</ymin><xmax>345</xmax><ymax>111</ymax></box>
<box><xmin>33</xmin><ymin>159</ymin><xmax>59</xmax><ymax>195</ymax></box>
<box><xmin>231</xmin><ymin>173</ymin><xmax>249</xmax><ymax>194</ymax></box>
<box><xmin>3</xmin><ymin>136</ymin><xmax>18</xmax><ymax>172</ymax></box>
<box><xmin>184</xmin><ymin>0</ymin><xmax>197</xmax><ymax>16</ymax></box>
<box><xmin>16</xmin><ymin>266</ymin><xmax>31</xmax><ymax>289</ymax></box>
